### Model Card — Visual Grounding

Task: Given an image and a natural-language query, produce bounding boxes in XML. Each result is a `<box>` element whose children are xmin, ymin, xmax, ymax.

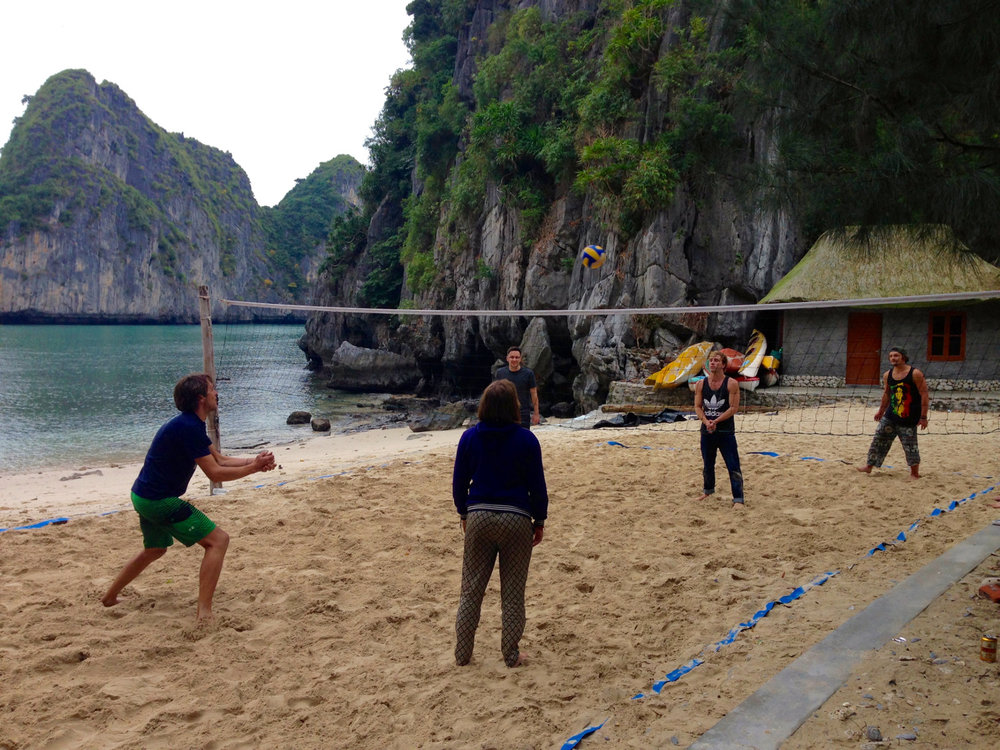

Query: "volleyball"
<box><xmin>580</xmin><ymin>244</ymin><xmax>606</xmax><ymax>269</ymax></box>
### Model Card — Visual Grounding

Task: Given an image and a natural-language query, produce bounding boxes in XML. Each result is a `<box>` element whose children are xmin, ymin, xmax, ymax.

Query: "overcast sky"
<box><xmin>1</xmin><ymin>1</ymin><xmax>412</xmax><ymax>207</ymax></box>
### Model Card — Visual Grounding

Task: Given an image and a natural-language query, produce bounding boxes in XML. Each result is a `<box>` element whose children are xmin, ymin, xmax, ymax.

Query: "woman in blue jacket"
<box><xmin>453</xmin><ymin>379</ymin><xmax>548</xmax><ymax>667</ymax></box>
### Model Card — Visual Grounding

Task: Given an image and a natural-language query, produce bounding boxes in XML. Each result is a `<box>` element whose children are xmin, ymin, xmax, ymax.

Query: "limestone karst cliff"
<box><xmin>0</xmin><ymin>69</ymin><xmax>362</xmax><ymax>323</ymax></box>
<box><xmin>300</xmin><ymin>0</ymin><xmax>799</xmax><ymax>411</ymax></box>
<box><xmin>300</xmin><ymin>0</ymin><xmax>999</xmax><ymax>413</ymax></box>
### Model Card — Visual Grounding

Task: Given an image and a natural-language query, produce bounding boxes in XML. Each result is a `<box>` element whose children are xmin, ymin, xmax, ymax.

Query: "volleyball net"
<box><xmin>210</xmin><ymin>289</ymin><xmax>1000</xmax><ymax>438</ymax></box>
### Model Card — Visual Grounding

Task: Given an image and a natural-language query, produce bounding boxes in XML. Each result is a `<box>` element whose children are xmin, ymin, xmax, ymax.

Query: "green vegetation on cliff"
<box><xmin>0</xmin><ymin>69</ymin><xmax>259</xmax><ymax>273</ymax></box>
<box><xmin>350</xmin><ymin>0</ymin><xmax>743</xmax><ymax>301</ymax></box>
<box><xmin>0</xmin><ymin>71</ymin><xmax>104</xmax><ymax>235</ymax></box>
<box><xmin>339</xmin><ymin>0</ymin><xmax>1000</xmax><ymax>309</ymax></box>
<box><xmin>260</xmin><ymin>155</ymin><xmax>364</xmax><ymax>292</ymax></box>
<box><xmin>0</xmin><ymin>69</ymin><xmax>363</xmax><ymax>306</ymax></box>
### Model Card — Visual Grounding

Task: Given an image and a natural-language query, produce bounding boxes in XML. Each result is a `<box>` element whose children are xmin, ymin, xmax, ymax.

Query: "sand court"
<box><xmin>2</xmin><ymin>411</ymin><xmax>999</xmax><ymax>748</ymax></box>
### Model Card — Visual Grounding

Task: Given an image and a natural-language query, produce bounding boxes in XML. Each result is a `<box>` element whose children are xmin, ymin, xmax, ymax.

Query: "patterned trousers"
<box><xmin>866</xmin><ymin>416</ymin><xmax>921</xmax><ymax>467</ymax></box>
<box><xmin>455</xmin><ymin>511</ymin><xmax>534</xmax><ymax>667</ymax></box>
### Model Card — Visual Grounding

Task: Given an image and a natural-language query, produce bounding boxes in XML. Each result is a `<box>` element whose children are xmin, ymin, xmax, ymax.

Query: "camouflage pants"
<box><xmin>866</xmin><ymin>416</ymin><xmax>920</xmax><ymax>467</ymax></box>
<box><xmin>455</xmin><ymin>511</ymin><xmax>534</xmax><ymax>667</ymax></box>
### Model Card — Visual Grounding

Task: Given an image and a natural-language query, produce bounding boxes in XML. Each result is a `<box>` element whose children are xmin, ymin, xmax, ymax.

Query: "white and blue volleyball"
<box><xmin>580</xmin><ymin>244</ymin><xmax>606</xmax><ymax>269</ymax></box>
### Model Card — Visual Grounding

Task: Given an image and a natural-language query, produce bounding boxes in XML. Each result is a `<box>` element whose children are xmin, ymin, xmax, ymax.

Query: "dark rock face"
<box><xmin>408</xmin><ymin>401</ymin><xmax>475</xmax><ymax>432</ymax></box>
<box><xmin>550</xmin><ymin>401</ymin><xmax>575</xmax><ymax>418</ymax></box>
<box><xmin>384</xmin><ymin>395</ymin><xmax>443</xmax><ymax>413</ymax></box>
<box><xmin>326</xmin><ymin>341</ymin><xmax>421</xmax><ymax>393</ymax></box>
<box><xmin>286</xmin><ymin>411</ymin><xmax>312</xmax><ymax>425</ymax></box>
<box><xmin>310</xmin><ymin>417</ymin><xmax>332</xmax><ymax>432</ymax></box>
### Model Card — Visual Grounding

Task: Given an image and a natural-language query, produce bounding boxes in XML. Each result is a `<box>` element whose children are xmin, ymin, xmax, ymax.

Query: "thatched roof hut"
<box><xmin>761</xmin><ymin>226</ymin><xmax>1000</xmax><ymax>303</ymax></box>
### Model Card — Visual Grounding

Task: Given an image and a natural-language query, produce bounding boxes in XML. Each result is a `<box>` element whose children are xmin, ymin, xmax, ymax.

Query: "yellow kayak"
<box><xmin>738</xmin><ymin>330</ymin><xmax>767</xmax><ymax>378</ymax></box>
<box><xmin>645</xmin><ymin>341</ymin><xmax>714</xmax><ymax>390</ymax></box>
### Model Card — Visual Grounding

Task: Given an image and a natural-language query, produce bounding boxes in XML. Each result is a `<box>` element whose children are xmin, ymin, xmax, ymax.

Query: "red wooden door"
<box><xmin>846</xmin><ymin>312</ymin><xmax>883</xmax><ymax>385</ymax></box>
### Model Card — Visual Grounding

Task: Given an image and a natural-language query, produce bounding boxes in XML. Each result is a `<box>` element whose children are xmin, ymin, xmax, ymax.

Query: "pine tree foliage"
<box><xmin>733</xmin><ymin>0</ymin><xmax>1000</xmax><ymax>260</ymax></box>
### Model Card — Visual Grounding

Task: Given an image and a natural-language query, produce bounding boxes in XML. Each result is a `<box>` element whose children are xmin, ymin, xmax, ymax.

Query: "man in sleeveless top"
<box><xmin>857</xmin><ymin>347</ymin><xmax>929</xmax><ymax>480</ymax></box>
<box><xmin>694</xmin><ymin>350</ymin><xmax>745</xmax><ymax>507</ymax></box>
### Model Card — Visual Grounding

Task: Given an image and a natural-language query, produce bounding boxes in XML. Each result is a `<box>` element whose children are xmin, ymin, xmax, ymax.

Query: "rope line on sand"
<box><xmin>563</xmin><ymin>444</ymin><xmax>997</xmax><ymax>748</ymax></box>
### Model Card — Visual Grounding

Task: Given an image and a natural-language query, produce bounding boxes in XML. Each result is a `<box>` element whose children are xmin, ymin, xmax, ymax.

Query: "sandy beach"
<box><xmin>2</xmin><ymin>410</ymin><xmax>1000</xmax><ymax>748</ymax></box>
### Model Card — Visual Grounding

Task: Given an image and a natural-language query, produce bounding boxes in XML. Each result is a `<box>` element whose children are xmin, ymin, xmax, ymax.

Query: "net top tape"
<box><xmin>216</xmin><ymin>290</ymin><xmax>1000</xmax><ymax>317</ymax></box>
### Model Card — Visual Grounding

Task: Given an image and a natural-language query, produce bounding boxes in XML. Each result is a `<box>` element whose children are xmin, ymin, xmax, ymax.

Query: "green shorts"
<box><xmin>131</xmin><ymin>492</ymin><xmax>216</xmax><ymax>548</ymax></box>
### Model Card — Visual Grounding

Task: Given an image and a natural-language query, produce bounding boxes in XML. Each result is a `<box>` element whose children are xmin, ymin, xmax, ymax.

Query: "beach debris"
<box><xmin>864</xmin><ymin>725</ymin><xmax>882</xmax><ymax>741</ymax></box>
<box><xmin>59</xmin><ymin>469</ymin><xmax>103</xmax><ymax>481</ymax></box>
<box><xmin>977</xmin><ymin>579</ymin><xmax>1000</xmax><ymax>602</ymax></box>
<box><xmin>831</xmin><ymin>705</ymin><xmax>856</xmax><ymax>721</ymax></box>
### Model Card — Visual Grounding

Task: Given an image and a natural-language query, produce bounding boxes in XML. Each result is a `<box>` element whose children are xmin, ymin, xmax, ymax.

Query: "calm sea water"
<box><xmin>0</xmin><ymin>324</ymin><xmax>383</xmax><ymax>474</ymax></box>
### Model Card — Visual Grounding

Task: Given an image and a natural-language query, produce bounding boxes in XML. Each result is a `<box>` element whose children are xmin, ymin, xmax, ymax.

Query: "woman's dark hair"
<box><xmin>174</xmin><ymin>373</ymin><xmax>213</xmax><ymax>413</ymax></box>
<box><xmin>477</xmin><ymin>379</ymin><xmax>521</xmax><ymax>424</ymax></box>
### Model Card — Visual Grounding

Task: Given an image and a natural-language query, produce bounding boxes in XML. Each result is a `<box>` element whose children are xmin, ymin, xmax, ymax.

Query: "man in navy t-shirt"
<box><xmin>493</xmin><ymin>346</ymin><xmax>540</xmax><ymax>429</ymax></box>
<box><xmin>101</xmin><ymin>373</ymin><xmax>277</xmax><ymax>622</ymax></box>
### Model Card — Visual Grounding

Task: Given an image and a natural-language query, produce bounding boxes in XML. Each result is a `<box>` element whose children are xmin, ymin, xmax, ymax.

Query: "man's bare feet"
<box><xmin>694</xmin><ymin>493</ymin><xmax>711</xmax><ymax>501</ymax></box>
<box><xmin>510</xmin><ymin>653</ymin><xmax>527</xmax><ymax>667</ymax></box>
<box><xmin>732</xmin><ymin>502</ymin><xmax>746</xmax><ymax>511</ymax></box>
<box><xmin>906</xmin><ymin>473</ymin><xmax>921</xmax><ymax>481</ymax></box>
<box><xmin>856</xmin><ymin>465</ymin><xmax>873</xmax><ymax>474</ymax></box>
<box><xmin>991</xmin><ymin>501</ymin><xmax>1000</xmax><ymax>510</ymax></box>
<box><xmin>100</xmin><ymin>593</ymin><xmax>121</xmax><ymax>607</ymax></box>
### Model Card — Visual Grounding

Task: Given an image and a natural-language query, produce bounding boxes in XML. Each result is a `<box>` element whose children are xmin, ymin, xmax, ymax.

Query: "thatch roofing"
<box><xmin>761</xmin><ymin>226</ymin><xmax>1000</xmax><ymax>303</ymax></box>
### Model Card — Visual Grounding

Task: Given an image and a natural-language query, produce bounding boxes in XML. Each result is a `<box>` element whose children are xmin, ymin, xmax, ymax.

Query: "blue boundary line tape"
<box><xmin>709</xmin><ymin>572</ymin><xmax>838</xmax><ymax>653</ymax></box>
<box><xmin>629</xmin><ymin>571</ymin><xmax>838</xmax><ymax>702</ymax></box>
<box><xmin>605</xmin><ymin>441</ymin><xmax>679</xmax><ymax>452</ymax></box>
<box><xmin>3</xmin><ymin>460</ymin><xmax>421</xmax><ymax>535</ymax></box>
<box><xmin>1</xmin><ymin>507</ymin><xmax>129</xmax><ymax>535</ymax></box>
<box><xmin>0</xmin><ymin>517</ymin><xmax>70</xmax><ymax>533</ymax></box>
<box><xmin>861</xmin><ymin>485</ymin><xmax>997</xmax><ymax>555</ymax></box>
<box><xmin>649</xmin><ymin>658</ymin><xmax>703</xmax><ymax>695</ymax></box>
<box><xmin>561</xmin><ymin>453</ymin><xmax>999</xmax><ymax>748</ymax></box>
<box><xmin>560</xmin><ymin>719</ymin><xmax>608</xmax><ymax>750</ymax></box>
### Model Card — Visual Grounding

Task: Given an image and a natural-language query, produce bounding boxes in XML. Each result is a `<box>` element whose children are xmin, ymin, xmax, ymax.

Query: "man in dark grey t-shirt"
<box><xmin>493</xmin><ymin>346</ymin><xmax>540</xmax><ymax>429</ymax></box>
